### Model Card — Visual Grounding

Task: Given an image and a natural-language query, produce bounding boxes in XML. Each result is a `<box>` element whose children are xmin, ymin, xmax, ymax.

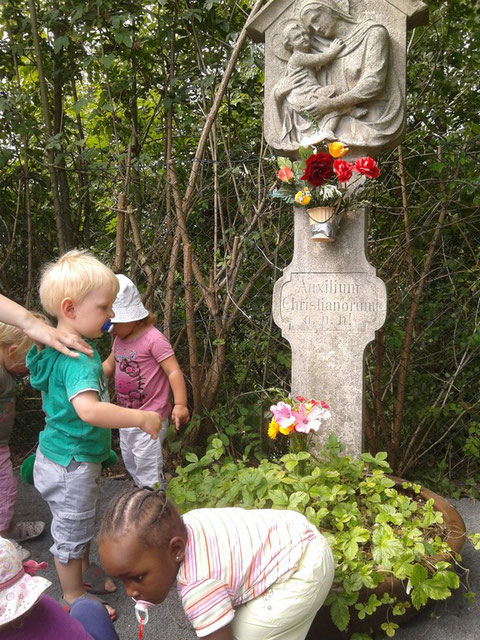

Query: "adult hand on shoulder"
<box><xmin>140</xmin><ymin>411</ymin><xmax>162</xmax><ymax>439</ymax></box>
<box><xmin>23</xmin><ymin>318</ymin><xmax>93</xmax><ymax>358</ymax></box>
<box><xmin>0</xmin><ymin>295</ymin><xmax>93</xmax><ymax>358</ymax></box>
<box><xmin>172</xmin><ymin>404</ymin><xmax>190</xmax><ymax>432</ymax></box>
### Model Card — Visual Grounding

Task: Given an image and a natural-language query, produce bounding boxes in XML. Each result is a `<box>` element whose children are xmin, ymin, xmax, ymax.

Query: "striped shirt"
<box><xmin>176</xmin><ymin>507</ymin><xmax>318</xmax><ymax>637</ymax></box>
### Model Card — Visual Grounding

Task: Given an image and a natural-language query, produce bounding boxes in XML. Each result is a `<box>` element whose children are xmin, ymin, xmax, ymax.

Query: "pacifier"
<box><xmin>101</xmin><ymin>319</ymin><xmax>113</xmax><ymax>333</ymax></box>
<box><xmin>133</xmin><ymin>599</ymin><xmax>156</xmax><ymax>639</ymax></box>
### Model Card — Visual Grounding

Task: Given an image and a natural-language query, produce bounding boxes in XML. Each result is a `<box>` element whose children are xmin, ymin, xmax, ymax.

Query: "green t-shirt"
<box><xmin>26</xmin><ymin>342</ymin><xmax>111</xmax><ymax>466</ymax></box>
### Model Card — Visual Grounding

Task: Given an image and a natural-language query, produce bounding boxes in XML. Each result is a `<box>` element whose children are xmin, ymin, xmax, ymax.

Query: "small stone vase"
<box><xmin>307</xmin><ymin>205</ymin><xmax>343</xmax><ymax>242</ymax></box>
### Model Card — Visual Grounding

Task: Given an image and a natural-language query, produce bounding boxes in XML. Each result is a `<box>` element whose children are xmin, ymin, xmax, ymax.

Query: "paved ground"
<box><xmin>15</xmin><ymin>475</ymin><xmax>480</xmax><ymax>640</ymax></box>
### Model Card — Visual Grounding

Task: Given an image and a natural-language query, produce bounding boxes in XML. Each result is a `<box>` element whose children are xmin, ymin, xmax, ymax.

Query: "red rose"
<box><xmin>354</xmin><ymin>157</ymin><xmax>380</xmax><ymax>179</ymax></box>
<box><xmin>333</xmin><ymin>159</ymin><xmax>354</xmax><ymax>183</ymax></box>
<box><xmin>301</xmin><ymin>152</ymin><xmax>334</xmax><ymax>187</ymax></box>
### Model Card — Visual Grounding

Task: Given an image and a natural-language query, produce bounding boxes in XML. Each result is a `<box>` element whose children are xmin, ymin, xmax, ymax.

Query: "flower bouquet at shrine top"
<box><xmin>270</xmin><ymin>141</ymin><xmax>380</xmax><ymax>242</ymax></box>
<box><xmin>268</xmin><ymin>395</ymin><xmax>331</xmax><ymax>452</ymax></box>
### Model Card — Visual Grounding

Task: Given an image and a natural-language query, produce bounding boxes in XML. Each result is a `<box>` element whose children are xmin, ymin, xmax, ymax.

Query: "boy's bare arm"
<box><xmin>71</xmin><ymin>391</ymin><xmax>161</xmax><ymax>438</ymax></box>
<box><xmin>291</xmin><ymin>50</ymin><xmax>331</xmax><ymax>68</ymax></box>
<box><xmin>160</xmin><ymin>355</ymin><xmax>189</xmax><ymax>430</ymax></box>
<box><xmin>102</xmin><ymin>352</ymin><xmax>115</xmax><ymax>378</ymax></box>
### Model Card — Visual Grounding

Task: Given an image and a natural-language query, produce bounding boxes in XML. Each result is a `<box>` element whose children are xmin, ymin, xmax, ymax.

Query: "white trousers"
<box><xmin>119</xmin><ymin>419</ymin><xmax>168</xmax><ymax>489</ymax></box>
<box><xmin>232</xmin><ymin>530</ymin><xmax>334</xmax><ymax>640</ymax></box>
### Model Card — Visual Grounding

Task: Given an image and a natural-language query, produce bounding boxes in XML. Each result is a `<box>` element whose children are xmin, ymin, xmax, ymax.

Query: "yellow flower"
<box><xmin>294</xmin><ymin>189</ymin><xmax>311</xmax><ymax>205</ymax></box>
<box><xmin>268</xmin><ymin>418</ymin><xmax>280</xmax><ymax>439</ymax></box>
<box><xmin>328</xmin><ymin>141</ymin><xmax>349</xmax><ymax>158</ymax></box>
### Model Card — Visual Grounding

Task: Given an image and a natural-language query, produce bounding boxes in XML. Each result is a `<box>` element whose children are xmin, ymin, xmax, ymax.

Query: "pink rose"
<box><xmin>354</xmin><ymin>157</ymin><xmax>380</xmax><ymax>179</ymax></box>
<box><xmin>333</xmin><ymin>159</ymin><xmax>354</xmax><ymax>183</ymax></box>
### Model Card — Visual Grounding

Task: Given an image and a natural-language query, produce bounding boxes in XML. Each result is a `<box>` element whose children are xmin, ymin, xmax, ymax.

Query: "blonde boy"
<box><xmin>26</xmin><ymin>250</ymin><xmax>161</xmax><ymax>620</ymax></box>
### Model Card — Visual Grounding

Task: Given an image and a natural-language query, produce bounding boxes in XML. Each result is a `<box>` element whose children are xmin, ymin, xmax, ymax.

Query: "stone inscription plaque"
<box><xmin>272</xmin><ymin>206</ymin><xmax>387</xmax><ymax>456</ymax></box>
<box><xmin>279</xmin><ymin>272</ymin><xmax>383</xmax><ymax>332</ymax></box>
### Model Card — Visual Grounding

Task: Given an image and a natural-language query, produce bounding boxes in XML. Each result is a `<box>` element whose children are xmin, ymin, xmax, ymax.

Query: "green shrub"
<box><xmin>168</xmin><ymin>437</ymin><xmax>466</xmax><ymax>638</ymax></box>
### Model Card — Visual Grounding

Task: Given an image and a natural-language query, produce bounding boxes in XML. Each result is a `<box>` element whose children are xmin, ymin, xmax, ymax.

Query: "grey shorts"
<box><xmin>34</xmin><ymin>448</ymin><xmax>101</xmax><ymax>563</ymax></box>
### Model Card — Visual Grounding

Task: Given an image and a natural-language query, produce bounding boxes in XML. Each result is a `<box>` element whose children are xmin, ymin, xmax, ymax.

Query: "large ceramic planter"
<box><xmin>306</xmin><ymin>479</ymin><xmax>466</xmax><ymax>639</ymax></box>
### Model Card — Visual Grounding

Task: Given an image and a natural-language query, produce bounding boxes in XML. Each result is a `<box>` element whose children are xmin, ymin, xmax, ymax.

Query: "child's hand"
<box><xmin>172</xmin><ymin>404</ymin><xmax>189</xmax><ymax>432</ymax></box>
<box><xmin>140</xmin><ymin>411</ymin><xmax>162</xmax><ymax>439</ymax></box>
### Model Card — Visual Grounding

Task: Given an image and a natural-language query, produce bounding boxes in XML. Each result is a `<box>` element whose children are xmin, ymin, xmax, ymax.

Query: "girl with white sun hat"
<box><xmin>0</xmin><ymin>537</ymin><xmax>119</xmax><ymax>639</ymax></box>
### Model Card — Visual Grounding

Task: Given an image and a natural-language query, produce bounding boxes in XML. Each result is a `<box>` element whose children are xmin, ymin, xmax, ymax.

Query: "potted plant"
<box><xmin>270</xmin><ymin>142</ymin><xmax>380</xmax><ymax>242</ymax></box>
<box><xmin>168</xmin><ymin>396</ymin><xmax>477</xmax><ymax>639</ymax></box>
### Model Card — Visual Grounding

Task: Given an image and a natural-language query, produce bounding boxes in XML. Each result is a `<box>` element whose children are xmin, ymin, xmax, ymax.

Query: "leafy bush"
<box><xmin>168</xmin><ymin>437</ymin><xmax>467</xmax><ymax>638</ymax></box>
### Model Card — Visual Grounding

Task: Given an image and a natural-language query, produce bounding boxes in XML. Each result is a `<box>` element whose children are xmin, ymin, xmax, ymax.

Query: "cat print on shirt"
<box><xmin>115</xmin><ymin>351</ymin><xmax>146</xmax><ymax>409</ymax></box>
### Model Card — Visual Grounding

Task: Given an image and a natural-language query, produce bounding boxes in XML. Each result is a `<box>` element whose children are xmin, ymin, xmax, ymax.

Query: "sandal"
<box><xmin>9</xmin><ymin>520</ymin><xmax>45</xmax><ymax>542</ymax></box>
<box><xmin>59</xmin><ymin>593</ymin><xmax>117</xmax><ymax>622</ymax></box>
<box><xmin>83</xmin><ymin>562</ymin><xmax>117</xmax><ymax>595</ymax></box>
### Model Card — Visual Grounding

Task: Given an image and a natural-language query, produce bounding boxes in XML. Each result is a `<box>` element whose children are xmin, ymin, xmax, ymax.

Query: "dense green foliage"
<box><xmin>0</xmin><ymin>0</ymin><xmax>478</xmax><ymax>487</ymax></box>
<box><xmin>169</xmin><ymin>437</ymin><xmax>467</xmax><ymax>638</ymax></box>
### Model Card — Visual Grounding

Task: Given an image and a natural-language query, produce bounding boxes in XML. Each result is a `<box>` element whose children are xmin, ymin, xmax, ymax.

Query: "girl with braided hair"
<box><xmin>98</xmin><ymin>487</ymin><xmax>334</xmax><ymax>640</ymax></box>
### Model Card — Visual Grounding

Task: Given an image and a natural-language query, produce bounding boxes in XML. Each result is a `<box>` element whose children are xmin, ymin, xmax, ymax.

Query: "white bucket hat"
<box><xmin>112</xmin><ymin>274</ymin><xmax>149</xmax><ymax>323</ymax></box>
<box><xmin>0</xmin><ymin>538</ymin><xmax>51</xmax><ymax>626</ymax></box>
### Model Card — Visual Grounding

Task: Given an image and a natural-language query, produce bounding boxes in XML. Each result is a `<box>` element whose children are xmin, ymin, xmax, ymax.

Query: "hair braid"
<box><xmin>99</xmin><ymin>487</ymin><xmax>184</xmax><ymax>548</ymax></box>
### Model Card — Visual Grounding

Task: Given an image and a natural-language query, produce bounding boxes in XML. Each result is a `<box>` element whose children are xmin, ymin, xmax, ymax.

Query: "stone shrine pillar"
<box><xmin>247</xmin><ymin>0</ymin><xmax>428</xmax><ymax>455</ymax></box>
<box><xmin>272</xmin><ymin>207</ymin><xmax>386</xmax><ymax>455</ymax></box>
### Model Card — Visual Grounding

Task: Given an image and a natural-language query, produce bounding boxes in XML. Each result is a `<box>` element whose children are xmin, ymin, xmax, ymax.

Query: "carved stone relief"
<box><xmin>247</xmin><ymin>0</ymin><xmax>428</xmax><ymax>155</ymax></box>
<box><xmin>271</xmin><ymin>0</ymin><xmax>403</xmax><ymax>152</ymax></box>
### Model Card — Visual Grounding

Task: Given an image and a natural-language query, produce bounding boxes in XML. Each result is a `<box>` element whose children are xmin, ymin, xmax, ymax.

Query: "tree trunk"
<box><xmin>52</xmin><ymin>30</ymin><xmax>73</xmax><ymax>244</ymax></box>
<box><xmin>27</xmin><ymin>0</ymin><xmax>69</xmax><ymax>252</ymax></box>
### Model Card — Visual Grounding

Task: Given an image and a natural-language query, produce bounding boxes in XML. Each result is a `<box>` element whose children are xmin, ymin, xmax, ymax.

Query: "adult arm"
<box><xmin>71</xmin><ymin>390</ymin><xmax>161</xmax><ymax>438</ymax></box>
<box><xmin>160</xmin><ymin>355</ymin><xmax>189</xmax><ymax>430</ymax></box>
<box><xmin>274</xmin><ymin>67</ymin><xmax>309</xmax><ymax>102</ymax></box>
<box><xmin>0</xmin><ymin>294</ymin><xmax>93</xmax><ymax>358</ymax></box>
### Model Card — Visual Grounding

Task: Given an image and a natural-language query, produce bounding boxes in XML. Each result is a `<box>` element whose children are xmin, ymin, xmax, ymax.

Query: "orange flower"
<box><xmin>277</xmin><ymin>166</ymin><xmax>294</xmax><ymax>182</ymax></box>
<box><xmin>268</xmin><ymin>418</ymin><xmax>280</xmax><ymax>439</ymax></box>
<box><xmin>328</xmin><ymin>141</ymin><xmax>349</xmax><ymax>158</ymax></box>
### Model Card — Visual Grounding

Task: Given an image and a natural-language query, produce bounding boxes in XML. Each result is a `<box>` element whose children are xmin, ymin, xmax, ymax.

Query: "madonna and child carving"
<box><xmin>269</xmin><ymin>0</ymin><xmax>404</xmax><ymax>153</ymax></box>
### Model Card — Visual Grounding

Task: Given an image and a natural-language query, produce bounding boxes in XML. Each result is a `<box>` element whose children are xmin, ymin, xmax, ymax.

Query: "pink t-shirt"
<box><xmin>113</xmin><ymin>325</ymin><xmax>174</xmax><ymax>418</ymax></box>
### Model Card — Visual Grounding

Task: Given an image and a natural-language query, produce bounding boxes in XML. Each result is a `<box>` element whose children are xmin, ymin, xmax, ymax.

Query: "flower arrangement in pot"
<box><xmin>271</xmin><ymin>142</ymin><xmax>380</xmax><ymax>242</ymax></box>
<box><xmin>268</xmin><ymin>394</ymin><xmax>331</xmax><ymax>457</ymax></box>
